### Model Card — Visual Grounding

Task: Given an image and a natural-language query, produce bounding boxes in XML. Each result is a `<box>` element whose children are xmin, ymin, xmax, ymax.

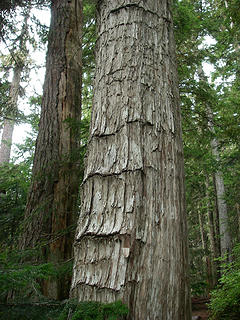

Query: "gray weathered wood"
<box><xmin>71</xmin><ymin>1</ymin><xmax>191</xmax><ymax>319</ymax></box>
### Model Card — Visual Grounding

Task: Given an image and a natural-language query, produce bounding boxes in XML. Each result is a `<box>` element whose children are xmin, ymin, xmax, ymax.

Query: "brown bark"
<box><xmin>21</xmin><ymin>0</ymin><xmax>82</xmax><ymax>300</ymax></box>
<box><xmin>71</xmin><ymin>1</ymin><xmax>191</xmax><ymax>319</ymax></box>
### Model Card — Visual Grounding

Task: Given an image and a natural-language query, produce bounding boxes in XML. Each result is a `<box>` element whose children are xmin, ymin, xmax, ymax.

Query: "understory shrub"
<box><xmin>0</xmin><ymin>300</ymin><xmax>128</xmax><ymax>320</ymax></box>
<box><xmin>209</xmin><ymin>243</ymin><xmax>240</xmax><ymax>320</ymax></box>
<box><xmin>58</xmin><ymin>300</ymin><xmax>128</xmax><ymax>320</ymax></box>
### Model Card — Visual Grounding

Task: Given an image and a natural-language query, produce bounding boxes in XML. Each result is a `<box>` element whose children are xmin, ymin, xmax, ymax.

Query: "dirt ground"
<box><xmin>192</xmin><ymin>297</ymin><xmax>210</xmax><ymax>320</ymax></box>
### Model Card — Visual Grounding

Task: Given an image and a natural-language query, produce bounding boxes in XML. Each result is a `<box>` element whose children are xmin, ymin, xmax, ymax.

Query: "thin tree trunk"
<box><xmin>209</xmin><ymin>124</ymin><xmax>232</xmax><ymax>259</ymax></box>
<box><xmin>198</xmin><ymin>66</ymin><xmax>232</xmax><ymax>259</ymax></box>
<box><xmin>0</xmin><ymin>10</ymin><xmax>29</xmax><ymax>163</ymax></box>
<box><xmin>205</xmin><ymin>178</ymin><xmax>219</xmax><ymax>287</ymax></box>
<box><xmin>198</xmin><ymin>209</ymin><xmax>212</xmax><ymax>293</ymax></box>
<box><xmin>236</xmin><ymin>203</ymin><xmax>240</xmax><ymax>242</ymax></box>
<box><xmin>20</xmin><ymin>0</ymin><xmax>82</xmax><ymax>300</ymax></box>
<box><xmin>212</xmin><ymin>173</ymin><xmax>221</xmax><ymax>254</ymax></box>
<box><xmin>0</xmin><ymin>66</ymin><xmax>21</xmax><ymax>163</ymax></box>
<box><xmin>199</xmin><ymin>210</ymin><xmax>207</xmax><ymax>254</ymax></box>
<box><xmin>71</xmin><ymin>1</ymin><xmax>191</xmax><ymax>319</ymax></box>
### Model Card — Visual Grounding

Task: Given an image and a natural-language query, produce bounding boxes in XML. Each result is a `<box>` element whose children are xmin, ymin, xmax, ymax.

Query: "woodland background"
<box><xmin>0</xmin><ymin>0</ymin><xmax>240</xmax><ymax>319</ymax></box>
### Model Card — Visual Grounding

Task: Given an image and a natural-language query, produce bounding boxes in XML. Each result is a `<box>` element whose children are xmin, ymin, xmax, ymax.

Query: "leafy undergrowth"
<box><xmin>209</xmin><ymin>244</ymin><xmax>240</xmax><ymax>320</ymax></box>
<box><xmin>0</xmin><ymin>302</ymin><xmax>62</xmax><ymax>320</ymax></box>
<box><xmin>59</xmin><ymin>300</ymin><xmax>128</xmax><ymax>320</ymax></box>
<box><xmin>0</xmin><ymin>300</ymin><xmax>128</xmax><ymax>320</ymax></box>
<box><xmin>0</xmin><ymin>249</ymin><xmax>128</xmax><ymax>319</ymax></box>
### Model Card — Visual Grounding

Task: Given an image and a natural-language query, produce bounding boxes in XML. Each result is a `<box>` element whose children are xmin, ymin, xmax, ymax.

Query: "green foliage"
<box><xmin>30</xmin><ymin>13</ymin><xmax>49</xmax><ymax>46</ymax></box>
<box><xmin>0</xmin><ymin>303</ymin><xmax>63</xmax><ymax>320</ymax></box>
<box><xmin>0</xmin><ymin>249</ymin><xmax>56</xmax><ymax>300</ymax></box>
<box><xmin>82</xmin><ymin>0</ymin><xmax>96</xmax><ymax>114</ymax></box>
<box><xmin>173</xmin><ymin>0</ymin><xmax>203</xmax><ymax>44</ymax></box>
<box><xmin>0</xmin><ymin>96</ymin><xmax>40</xmax><ymax>223</ymax></box>
<box><xmin>0</xmin><ymin>300</ymin><xmax>128</xmax><ymax>320</ymax></box>
<box><xmin>0</xmin><ymin>162</ymin><xmax>31</xmax><ymax>248</ymax></box>
<box><xmin>191</xmin><ymin>279</ymin><xmax>208</xmax><ymax>297</ymax></box>
<box><xmin>58</xmin><ymin>300</ymin><xmax>128</xmax><ymax>320</ymax></box>
<box><xmin>209</xmin><ymin>244</ymin><xmax>240</xmax><ymax>319</ymax></box>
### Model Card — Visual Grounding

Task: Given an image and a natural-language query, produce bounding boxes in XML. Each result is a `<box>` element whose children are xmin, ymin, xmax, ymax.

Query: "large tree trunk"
<box><xmin>71</xmin><ymin>1</ymin><xmax>191</xmax><ymax>319</ymax></box>
<box><xmin>0</xmin><ymin>66</ymin><xmax>21</xmax><ymax>163</ymax></box>
<box><xmin>20</xmin><ymin>0</ymin><xmax>82</xmax><ymax>300</ymax></box>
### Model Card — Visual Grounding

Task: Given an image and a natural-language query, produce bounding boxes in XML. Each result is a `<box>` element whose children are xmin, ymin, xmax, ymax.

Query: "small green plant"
<box><xmin>58</xmin><ymin>300</ymin><xmax>128</xmax><ymax>320</ymax></box>
<box><xmin>209</xmin><ymin>243</ymin><xmax>240</xmax><ymax>319</ymax></box>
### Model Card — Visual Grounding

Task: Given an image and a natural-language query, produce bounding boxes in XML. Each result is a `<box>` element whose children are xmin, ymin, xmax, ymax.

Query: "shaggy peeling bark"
<box><xmin>21</xmin><ymin>0</ymin><xmax>82</xmax><ymax>300</ymax></box>
<box><xmin>71</xmin><ymin>1</ymin><xmax>191</xmax><ymax>319</ymax></box>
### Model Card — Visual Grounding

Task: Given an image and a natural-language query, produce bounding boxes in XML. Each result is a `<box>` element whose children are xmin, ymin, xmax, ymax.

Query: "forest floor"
<box><xmin>192</xmin><ymin>297</ymin><xmax>210</xmax><ymax>319</ymax></box>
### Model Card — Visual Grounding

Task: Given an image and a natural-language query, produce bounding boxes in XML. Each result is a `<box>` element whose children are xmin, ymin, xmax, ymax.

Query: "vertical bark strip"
<box><xmin>71</xmin><ymin>1</ymin><xmax>191</xmax><ymax>319</ymax></box>
<box><xmin>21</xmin><ymin>0</ymin><xmax>82</xmax><ymax>300</ymax></box>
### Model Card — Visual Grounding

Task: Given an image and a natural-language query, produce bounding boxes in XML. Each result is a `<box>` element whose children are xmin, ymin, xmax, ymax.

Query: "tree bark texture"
<box><xmin>71</xmin><ymin>1</ymin><xmax>191</xmax><ymax>319</ymax></box>
<box><xmin>21</xmin><ymin>0</ymin><xmax>82</xmax><ymax>300</ymax></box>
<box><xmin>0</xmin><ymin>66</ymin><xmax>21</xmax><ymax>164</ymax></box>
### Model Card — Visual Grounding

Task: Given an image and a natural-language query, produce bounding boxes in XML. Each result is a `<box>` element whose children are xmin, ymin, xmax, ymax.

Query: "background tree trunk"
<box><xmin>208</xmin><ymin>115</ymin><xmax>232</xmax><ymax>259</ymax></box>
<box><xmin>206</xmin><ymin>179</ymin><xmax>219</xmax><ymax>287</ymax></box>
<box><xmin>0</xmin><ymin>66</ymin><xmax>21</xmax><ymax>163</ymax></box>
<box><xmin>71</xmin><ymin>1</ymin><xmax>191</xmax><ymax>319</ymax></box>
<box><xmin>20</xmin><ymin>0</ymin><xmax>82</xmax><ymax>300</ymax></box>
<box><xmin>198</xmin><ymin>209</ymin><xmax>213</xmax><ymax>293</ymax></box>
<box><xmin>198</xmin><ymin>65</ymin><xmax>232</xmax><ymax>260</ymax></box>
<box><xmin>0</xmin><ymin>10</ymin><xmax>29</xmax><ymax>164</ymax></box>
<box><xmin>236</xmin><ymin>203</ymin><xmax>240</xmax><ymax>242</ymax></box>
